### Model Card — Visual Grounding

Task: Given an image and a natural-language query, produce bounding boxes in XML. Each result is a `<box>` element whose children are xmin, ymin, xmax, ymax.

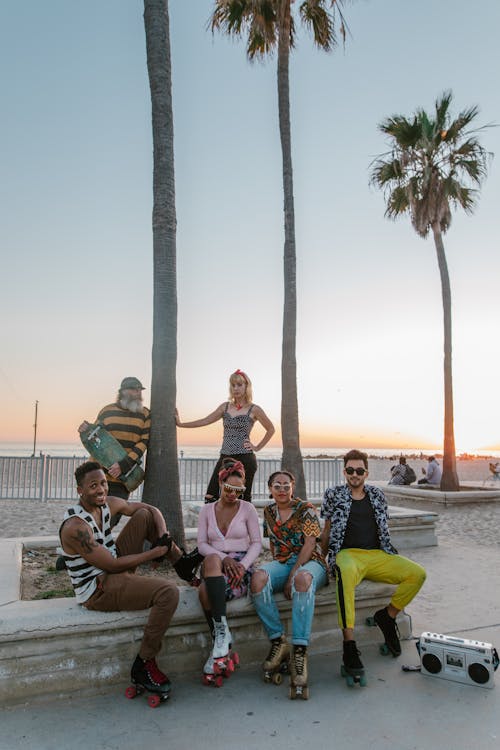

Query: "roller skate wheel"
<box><xmin>340</xmin><ymin>665</ymin><xmax>347</xmax><ymax>677</ymax></box>
<box><xmin>202</xmin><ymin>674</ymin><xmax>212</xmax><ymax>686</ymax></box>
<box><xmin>366</xmin><ymin>616</ymin><xmax>376</xmax><ymax>626</ymax></box>
<box><xmin>272</xmin><ymin>672</ymin><xmax>283</xmax><ymax>685</ymax></box>
<box><xmin>263</xmin><ymin>672</ymin><xmax>272</xmax><ymax>683</ymax></box>
<box><xmin>380</xmin><ymin>644</ymin><xmax>390</xmax><ymax>656</ymax></box>
<box><xmin>225</xmin><ymin>658</ymin><xmax>235</xmax><ymax>675</ymax></box>
<box><xmin>359</xmin><ymin>675</ymin><xmax>368</xmax><ymax>687</ymax></box>
<box><xmin>215</xmin><ymin>675</ymin><xmax>223</xmax><ymax>688</ymax></box>
<box><xmin>147</xmin><ymin>694</ymin><xmax>161</xmax><ymax>708</ymax></box>
<box><xmin>302</xmin><ymin>687</ymin><xmax>309</xmax><ymax>700</ymax></box>
<box><xmin>231</xmin><ymin>651</ymin><xmax>240</xmax><ymax>668</ymax></box>
<box><xmin>125</xmin><ymin>685</ymin><xmax>137</xmax><ymax>699</ymax></box>
<box><xmin>289</xmin><ymin>685</ymin><xmax>297</xmax><ymax>700</ymax></box>
<box><xmin>346</xmin><ymin>675</ymin><xmax>355</xmax><ymax>687</ymax></box>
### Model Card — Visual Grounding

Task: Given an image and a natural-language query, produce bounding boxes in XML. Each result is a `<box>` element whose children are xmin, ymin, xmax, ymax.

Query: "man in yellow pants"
<box><xmin>321</xmin><ymin>449</ymin><xmax>426</xmax><ymax>683</ymax></box>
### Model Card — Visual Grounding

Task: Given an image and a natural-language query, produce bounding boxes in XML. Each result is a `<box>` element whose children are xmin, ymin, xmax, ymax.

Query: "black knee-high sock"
<box><xmin>204</xmin><ymin>576</ymin><xmax>226</xmax><ymax>621</ymax></box>
<box><xmin>203</xmin><ymin>609</ymin><xmax>215</xmax><ymax>639</ymax></box>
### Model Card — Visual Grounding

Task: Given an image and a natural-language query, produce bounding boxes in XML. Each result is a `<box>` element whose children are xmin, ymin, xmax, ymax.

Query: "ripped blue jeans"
<box><xmin>252</xmin><ymin>556</ymin><xmax>327</xmax><ymax>646</ymax></box>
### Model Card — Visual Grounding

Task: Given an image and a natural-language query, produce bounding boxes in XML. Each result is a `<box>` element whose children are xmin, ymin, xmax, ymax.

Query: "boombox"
<box><xmin>418</xmin><ymin>632</ymin><xmax>499</xmax><ymax>689</ymax></box>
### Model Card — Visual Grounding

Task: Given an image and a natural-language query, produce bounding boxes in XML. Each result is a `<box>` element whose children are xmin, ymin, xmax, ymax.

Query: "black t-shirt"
<box><xmin>341</xmin><ymin>495</ymin><xmax>380</xmax><ymax>550</ymax></box>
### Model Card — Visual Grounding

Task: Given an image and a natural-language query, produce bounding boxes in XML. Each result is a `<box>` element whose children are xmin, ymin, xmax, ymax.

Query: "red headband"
<box><xmin>218</xmin><ymin>460</ymin><xmax>245</xmax><ymax>483</ymax></box>
<box><xmin>232</xmin><ymin>369</ymin><xmax>248</xmax><ymax>384</ymax></box>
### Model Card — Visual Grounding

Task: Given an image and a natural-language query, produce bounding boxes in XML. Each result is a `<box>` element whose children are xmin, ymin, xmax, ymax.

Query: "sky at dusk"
<box><xmin>1</xmin><ymin>0</ymin><xmax>499</xmax><ymax>454</ymax></box>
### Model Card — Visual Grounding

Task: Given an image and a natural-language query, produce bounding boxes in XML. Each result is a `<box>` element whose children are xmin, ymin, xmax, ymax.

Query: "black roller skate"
<box><xmin>151</xmin><ymin>532</ymin><xmax>173</xmax><ymax>562</ymax></box>
<box><xmin>174</xmin><ymin>547</ymin><xmax>204</xmax><ymax>585</ymax></box>
<box><xmin>126</xmin><ymin>655</ymin><xmax>171</xmax><ymax>708</ymax></box>
<box><xmin>372</xmin><ymin>607</ymin><xmax>401</xmax><ymax>657</ymax></box>
<box><xmin>341</xmin><ymin>640</ymin><xmax>367</xmax><ymax>687</ymax></box>
<box><xmin>263</xmin><ymin>635</ymin><xmax>290</xmax><ymax>685</ymax></box>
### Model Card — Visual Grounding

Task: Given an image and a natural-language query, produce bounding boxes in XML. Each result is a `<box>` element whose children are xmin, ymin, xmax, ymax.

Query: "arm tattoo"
<box><xmin>74</xmin><ymin>528</ymin><xmax>98</xmax><ymax>554</ymax></box>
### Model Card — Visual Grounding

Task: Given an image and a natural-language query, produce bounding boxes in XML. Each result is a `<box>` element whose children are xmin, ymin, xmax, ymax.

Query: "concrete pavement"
<box><xmin>1</xmin><ymin>538</ymin><xmax>499</xmax><ymax>750</ymax></box>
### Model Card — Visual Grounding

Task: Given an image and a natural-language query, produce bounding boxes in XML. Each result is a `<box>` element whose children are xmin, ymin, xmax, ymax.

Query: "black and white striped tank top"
<box><xmin>220</xmin><ymin>402</ymin><xmax>255</xmax><ymax>455</ymax></box>
<box><xmin>58</xmin><ymin>503</ymin><xmax>117</xmax><ymax>604</ymax></box>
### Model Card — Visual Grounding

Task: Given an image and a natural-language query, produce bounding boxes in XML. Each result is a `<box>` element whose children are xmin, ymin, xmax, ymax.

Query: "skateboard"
<box><xmin>80</xmin><ymin>423</ymin><xmax>145</xmax><ymax>491</ymax></box>
<box><xmin>341</xmin><ymin>664</ymin><xmax>367</xmax><ymax>687</ymax></box>
<box><xmin>124</xmin><ymin>683</ymin><xmax>170</xmax><ymax>708</ymax></box>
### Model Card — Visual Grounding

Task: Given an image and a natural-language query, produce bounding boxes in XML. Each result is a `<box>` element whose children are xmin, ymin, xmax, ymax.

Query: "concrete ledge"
<box><xmin>0</xmin><ymin>580</ymin><xmax>410</xmax><ymax>705</ymax></box>
<box><xmin>0</xmin><ymin>503</ymin><xmax>435</xmax><ymax>704</ymax></box>
<box><xmin>380</xmin><ymin>483</ymin><xmax>500</xmax><ymax>506</ymax></box>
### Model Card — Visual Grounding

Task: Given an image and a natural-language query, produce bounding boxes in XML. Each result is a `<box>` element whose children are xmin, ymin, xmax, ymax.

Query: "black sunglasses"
<box><xmin>345</xmin><ymin>467</ymin><xmax>366</xmax><ymax>476</ymax></box>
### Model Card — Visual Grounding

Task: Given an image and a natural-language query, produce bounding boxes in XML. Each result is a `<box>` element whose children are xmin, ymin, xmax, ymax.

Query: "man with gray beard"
<box><xmin>78</xmin><ymin>376</ymin><xmax>150</xmax><ymax>500</ymax></box>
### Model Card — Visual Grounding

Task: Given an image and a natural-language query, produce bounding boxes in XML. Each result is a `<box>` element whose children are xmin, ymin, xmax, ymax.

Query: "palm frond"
<box><xmin>299</xmin><ymin>1</ymin><xmax>335</xmax><ymax>51</ymax></box>
<box><xmin>371</xmin><ymin>90</ymin><xmax>492</xmax><ymax>240</ymax></box>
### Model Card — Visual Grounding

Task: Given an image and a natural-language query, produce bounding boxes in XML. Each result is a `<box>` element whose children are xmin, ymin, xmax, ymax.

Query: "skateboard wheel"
<box><xmin>125</xmin><ymin>685</ymin><xmax>137</xmax><ymax>699</ymax></box>
<box><xmin>272</xmin><ymin>672</ymin><xmax>282</xmax><ymax>685</ymax></box>
<box><xmin>147</xmin><ymin>694</ymin><xmax>161</xmax><ymax>708</ymax></box>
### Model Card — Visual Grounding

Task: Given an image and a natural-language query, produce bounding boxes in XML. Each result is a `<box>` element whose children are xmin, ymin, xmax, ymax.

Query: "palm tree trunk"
<box><xmin>277</xmin><ymin>1</ymin><xmax>306</xmax><ymax>499</ymax></box>
<box><xmin>432</xmin><ymin>223</ymin><xmax>459</xmax><ymax>492</ymax></box>
<box><xmin>143</xmin><ymin>0</ymin><xmax>185</xmax><ymax>543</ymax></box>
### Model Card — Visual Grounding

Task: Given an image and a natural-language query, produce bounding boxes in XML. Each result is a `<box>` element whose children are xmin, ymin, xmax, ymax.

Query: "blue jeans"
<box><xmin>252</xmin><ymin>556</ymin><xmax>327</xmax><ymax>646</ymax></box>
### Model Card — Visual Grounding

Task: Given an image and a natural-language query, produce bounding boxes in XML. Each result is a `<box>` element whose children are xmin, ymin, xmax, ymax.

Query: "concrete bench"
<box><xmin>0</xmin><ymin>504</ymin><xmax>435</xmax><ymax>704</ymax></box>
<box><xmin>0</xmin><ymin>577</ymin><xmax>411</xmax><ymax>705</ymax></box>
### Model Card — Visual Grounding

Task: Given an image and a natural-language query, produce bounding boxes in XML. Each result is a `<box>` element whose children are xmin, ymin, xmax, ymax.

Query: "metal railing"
<box><xmin>0</xmin><ymin>455</ymin><xmax>343</xmax><ymax>502</ymax></box>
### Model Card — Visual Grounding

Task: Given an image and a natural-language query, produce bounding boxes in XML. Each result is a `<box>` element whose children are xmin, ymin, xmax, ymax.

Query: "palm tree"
<box><xmin>370</xmin><ymin>92</ymin><xmax>491</xmax><ymax>491</ymax></box>
<box><xmin>210</xmin><ymin>0</ymin><xmax>348</xmax><ymax>499</ymax></box>
<box><xmin>143</xmin><ymin>0</ymin><xmax>184</xmax><ymax>542</ymax></box>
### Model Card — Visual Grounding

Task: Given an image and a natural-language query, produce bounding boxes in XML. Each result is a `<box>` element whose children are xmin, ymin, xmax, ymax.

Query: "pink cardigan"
<box><xmin>197</xmin><ymin>501</ymin><xmax>262</xmax><ymax>571</ymax></box>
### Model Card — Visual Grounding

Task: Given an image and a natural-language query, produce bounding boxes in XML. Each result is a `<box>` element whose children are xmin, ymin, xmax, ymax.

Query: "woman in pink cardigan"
<box><xmin>197</xmin><ymin>459</ymin><xmax>262</xmax><ymax>685</ymax></box>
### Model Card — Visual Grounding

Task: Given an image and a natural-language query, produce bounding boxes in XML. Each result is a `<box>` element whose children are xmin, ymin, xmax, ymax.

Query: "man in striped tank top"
<box><xmin>59</xmin><ymin>461</ymin><xmax>194</xmax><ymax>699</ymax></box>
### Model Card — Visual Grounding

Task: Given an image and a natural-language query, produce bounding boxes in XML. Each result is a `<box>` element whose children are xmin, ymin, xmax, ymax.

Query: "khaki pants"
<box><xmin>84</xmin><ymin>508</ymin><xmax>179</xmax><ymax>660</ymax></box>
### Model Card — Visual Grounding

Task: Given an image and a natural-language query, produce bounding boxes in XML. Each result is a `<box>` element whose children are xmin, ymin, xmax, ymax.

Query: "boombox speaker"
<box><xmin>418</xmin><ymin>632</ymin><xmax>499</xmax><ymax>688</ymax></box>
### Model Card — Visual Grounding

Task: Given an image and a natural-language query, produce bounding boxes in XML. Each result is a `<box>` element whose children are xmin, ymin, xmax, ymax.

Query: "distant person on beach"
<box><xmin>320</xmin><ymin>449</ymin><xmax>426</xmax><ymax>684</ymax></box>
<box><xmin>78</xmin><ymin>376</ymin><xmax>150</xmax><ymax>501</ymax></box>
<box><xmin>176</xmin><ymin>370</ymin><xmax>275</xmax><ymax>503</ymax></box>
<box><xmin>197</xmin><ymin>459</ymin><xmax>261</xmax><ymax>685</ymax></box>
<box><xmin>58</xmin><ymin>461</ymin><xmax>200</xmax><ymax>700</ymax></box>
<box><xmin>418</xmin><ymin>456</ymin><xmax>442</xmax><ymax>486</ymax></box>
<box><xmin>388</xmin><ymin>456</ymin><xmax>416</xmax><ymax>485</ymax></box>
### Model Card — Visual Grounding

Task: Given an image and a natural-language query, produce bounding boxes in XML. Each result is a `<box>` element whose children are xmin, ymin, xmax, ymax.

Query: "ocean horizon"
<box><xmin>1</xmin><ymin>441</ymin><xmax>498</xmax><ymax>460</ymax></box>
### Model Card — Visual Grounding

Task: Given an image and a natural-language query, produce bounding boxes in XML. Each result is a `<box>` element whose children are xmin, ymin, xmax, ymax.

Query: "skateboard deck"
<box><xmin>80</xmin><ymin>423</ymin><xmax>145</xmax><ymax>491</ymax></box>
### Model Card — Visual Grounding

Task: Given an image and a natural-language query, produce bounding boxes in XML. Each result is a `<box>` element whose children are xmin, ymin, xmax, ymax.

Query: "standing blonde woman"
<box><xmin>176</xmin><ymin>370</ymin><xmax>275</xmax><ymax>503</ymax></box>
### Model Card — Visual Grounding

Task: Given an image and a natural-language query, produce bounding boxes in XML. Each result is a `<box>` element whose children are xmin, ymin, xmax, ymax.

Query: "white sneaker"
<box><xmin>212</xmin><ymin>616</ymin><xmax>231</xmax><ymax>660</ymax></box>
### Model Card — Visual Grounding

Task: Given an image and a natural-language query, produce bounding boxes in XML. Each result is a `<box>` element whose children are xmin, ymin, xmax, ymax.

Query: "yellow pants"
<box><xmin>335</xmin><ymin>548</ymin><xmax>426</xmax><ymax>629</ymax></box>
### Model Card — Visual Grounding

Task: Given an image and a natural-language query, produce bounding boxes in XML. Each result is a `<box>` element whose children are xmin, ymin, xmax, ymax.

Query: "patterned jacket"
<box><xmin>320</xmin><ymin>483</ymin><xmax>397</xmax><ymax>573</ymax></box>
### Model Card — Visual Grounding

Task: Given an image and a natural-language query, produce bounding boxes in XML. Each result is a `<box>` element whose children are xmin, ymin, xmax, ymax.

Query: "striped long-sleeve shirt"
<box><xmin>96</xmin><ymin>402</ymin><xmax>151</xmax><ymax>484</ymax></box>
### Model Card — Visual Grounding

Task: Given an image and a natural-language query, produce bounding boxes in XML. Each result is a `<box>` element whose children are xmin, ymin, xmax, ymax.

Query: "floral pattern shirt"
<box><xmin>320</xmin><ymin>483</ymin><xmax>397</xmax><ymax>573</ymax></box>
<box><xmin>263</xmin><ymin>498</ymin><xmax>325</xmax><ymax>568</ymax></box>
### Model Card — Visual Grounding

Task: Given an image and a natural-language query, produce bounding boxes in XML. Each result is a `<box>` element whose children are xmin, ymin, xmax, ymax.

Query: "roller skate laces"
<box><xmin>264</xmin><ymin>635</ymin><xmax>289</xmax><ymax>670</ymax></box>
